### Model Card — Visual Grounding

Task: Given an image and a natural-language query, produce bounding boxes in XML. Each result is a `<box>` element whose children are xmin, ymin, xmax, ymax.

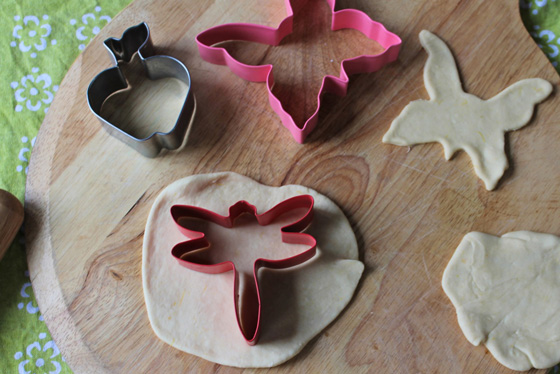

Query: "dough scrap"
<box><xmin>143</xmin><ymin>172</ymin><xmax>363</xmax><ymax>367</ymax></box>
<box><xmin>383</xmin><ymin>30</ymin><xmax>552</xmax><ymax>190</ymax></box>
<box><xmin>442</xmin><ymin>231</ymin><xmax>560</xmax><ymax>371</ymax></box>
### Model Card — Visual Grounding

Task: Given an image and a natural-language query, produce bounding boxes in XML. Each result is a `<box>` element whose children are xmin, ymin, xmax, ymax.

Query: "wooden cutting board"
<box><xmin>25</xmin><ymin>0</ymin><xmax>560</xmax><ymax>372</ymax></box>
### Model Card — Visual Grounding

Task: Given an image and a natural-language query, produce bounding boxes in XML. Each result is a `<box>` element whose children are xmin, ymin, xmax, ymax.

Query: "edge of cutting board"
<box><xmin>25</xmin><ymin>0</ymin><xmax>560</xmax><ymax>372</ymax></box>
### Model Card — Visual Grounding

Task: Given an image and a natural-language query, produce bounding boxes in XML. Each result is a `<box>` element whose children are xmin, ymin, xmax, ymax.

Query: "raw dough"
<box><xmin>383</xmin><ymin>30</ymin><xmax>552</xmax><ymax>190</ymax></box>
<box><xmin>442</xmin><ymin>231</ymin><xmax>560</xmax><ymax>371</ymax></box>
<box><xmin>143</xmin><ymin>172</ymin><xmax>363</xmax><ymax>367</ymax></box>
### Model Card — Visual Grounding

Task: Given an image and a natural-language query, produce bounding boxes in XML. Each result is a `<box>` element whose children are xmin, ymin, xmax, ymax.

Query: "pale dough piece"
<box><xmin>443</xmin><ymin>231</ymin><xmax>560</xmax><ymax>371</ymax></box>
<box><xmin>383</xmin><ymin>30</ymin><xmax>552</xmax><ymax>190</ymax></box>
<box><xmin>143</xmin><ymin>172</ymin><xmax>363</xmax><ymax>368</ymax></box>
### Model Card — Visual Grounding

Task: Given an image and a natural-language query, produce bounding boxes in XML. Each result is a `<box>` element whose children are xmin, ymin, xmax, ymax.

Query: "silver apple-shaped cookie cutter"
<box><xmin>87</xmin><ymin>22</ymin><xmax>195</xmax><ymax>157</ymax></box>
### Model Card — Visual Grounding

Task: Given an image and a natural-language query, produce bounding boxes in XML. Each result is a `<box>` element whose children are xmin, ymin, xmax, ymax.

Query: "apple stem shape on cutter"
<box><xmin>382</xmin><ymin>30</ymin><xmax>553</xmax><ymax>190</ymax></box>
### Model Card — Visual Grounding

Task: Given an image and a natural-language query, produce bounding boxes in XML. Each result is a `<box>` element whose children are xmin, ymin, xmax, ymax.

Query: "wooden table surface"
<box><xmin>25</xmin><ymin>0</ymin><xmax>560</xmax><ymax>372</ymax></box>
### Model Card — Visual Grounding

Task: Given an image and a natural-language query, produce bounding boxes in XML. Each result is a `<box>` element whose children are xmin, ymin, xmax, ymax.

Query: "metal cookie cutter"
<box><xmin>87</xmin><ymin>22</ymin><xmax>195</xmax><ymax>157</ymax></box>
<box><xmin>170</xmin><ymin>195</ymin><xmax>317</xmax><ymax>345</ymax></box>
<box><xmin>196</xmin><ymin>0</ymin><xmax>401</xmax><ymax>143</ymax></box>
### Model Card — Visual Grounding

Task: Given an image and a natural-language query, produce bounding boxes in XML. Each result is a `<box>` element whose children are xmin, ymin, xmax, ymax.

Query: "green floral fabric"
<box><xmin>0</xmin><ymin>1</ymin><xmax>558</xmax><ymax>373</ymax></box>
<box><xmin>0</xmin><ymin>2</ymin><xmax>131</xmax><ymax>373</ymax></box>
<box><xmin>521</xmin><ymin>0</ymin><xmax>560</xmax><ymax>71</ymax></box>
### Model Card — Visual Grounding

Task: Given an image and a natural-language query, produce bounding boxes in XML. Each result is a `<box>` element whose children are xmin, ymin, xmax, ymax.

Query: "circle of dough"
<box><xmin>143</xmin><ymin>172</ymin><xmax>363</xmax><ymax>367</ymax></box>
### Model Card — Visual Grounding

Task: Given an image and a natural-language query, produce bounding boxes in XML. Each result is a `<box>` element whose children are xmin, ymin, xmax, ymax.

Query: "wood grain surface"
<box><xmin>0</xmin><ymin>189</ymin><xmax>24</xmax><ymax>261</ymax></box>
<box><xmin>25</xmin><ymin>0</ymin><xmax>560</xmax><ymax>372</ymax></box>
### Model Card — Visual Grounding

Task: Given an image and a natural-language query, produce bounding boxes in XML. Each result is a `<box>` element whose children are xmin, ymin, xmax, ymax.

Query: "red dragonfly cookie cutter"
<box><xmin>196</xmin><ymin>0</ymin><xmax>402</xmax><ymax>143</ymax></box>
<box><xmin>170</xmin><ymin>195</ymin><xmax>316</xmax><ymax>345</ymax></box>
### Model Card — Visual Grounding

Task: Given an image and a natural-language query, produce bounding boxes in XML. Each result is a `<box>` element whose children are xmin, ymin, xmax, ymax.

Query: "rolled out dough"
<box><xmin>143</xmin><ymin>172</ymin><xmax>363</xmax><ymax>367</ymax></box>
<box><xmin>443</xmin><ymin>231</ymin><xmax>560</xmax><ymax>371</ymax></box>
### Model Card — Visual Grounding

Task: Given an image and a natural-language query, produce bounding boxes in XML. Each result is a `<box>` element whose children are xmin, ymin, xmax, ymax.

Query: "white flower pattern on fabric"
<box><xmin>17</xmin><ymin>270</ymin><xmax>43</xmax><ymax>321</ymax></box>
<box><xmin>10</xmin><ymin>15</ymin><xmax>57</xmax><ymax>58</ymax></box>
<box><xmin>16</xmin><ymin>136</ymin><xmax>36</xmax><ymax>174</ymax></box>
<box><xmin>529</xmin><ymin>0</ymin><xmax>558</xmax><ymax>14</ymax></box>
<box><xmin>538</xmin><ymin>29</ymin><xmax>560</xmax><ymax>66</ymax></box>
<box><xmin>69</xmin><ymin>6</ymin><xmax>111</xmax><ymax>50</ymax></box>
<box><xmin>14</xmin><ymin>333</ymin><xmax>65</xmax><ymax>374</ymax></box>
<box><xmin>11</xmin><ymin>68</ymin><xmax>58</xmax><ymax>113</ymax></box>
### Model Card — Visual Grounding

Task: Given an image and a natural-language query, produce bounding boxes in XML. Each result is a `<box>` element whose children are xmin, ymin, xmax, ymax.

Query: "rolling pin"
<box><xmin>0</xmin><ymin>189</ymin><xmax>24</xmax><ymax>261</ymax></box>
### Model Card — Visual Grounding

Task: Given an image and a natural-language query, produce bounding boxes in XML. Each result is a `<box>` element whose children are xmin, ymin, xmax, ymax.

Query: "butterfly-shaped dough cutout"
<box><xmin>383</xmin><ymin>30</ymin><xmax>553</xmax><ymax>190</ymax></box>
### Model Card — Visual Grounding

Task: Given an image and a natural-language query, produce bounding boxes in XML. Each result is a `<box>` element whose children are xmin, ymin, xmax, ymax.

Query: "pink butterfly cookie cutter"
<box><xmin>196</xmin><ymin>0</ymin><xmax>402</xmax><ymax>143</ymax></box>
<box><xmin>170</xmin><ymin>195</ymin><xmax>317</xmax><ymax>345</ymax></box>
